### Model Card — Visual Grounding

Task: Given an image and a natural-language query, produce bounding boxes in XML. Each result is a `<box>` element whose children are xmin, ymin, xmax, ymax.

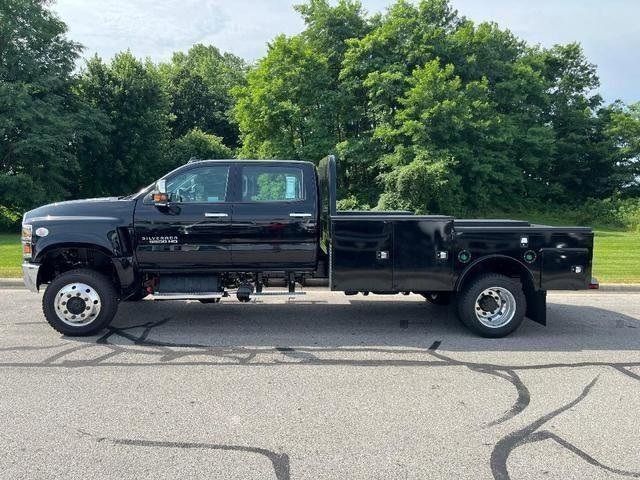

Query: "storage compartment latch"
<box><xmin>376</xmin><ymin>251</ymin><xmax>389</xmax><ymax>260</ymax></box>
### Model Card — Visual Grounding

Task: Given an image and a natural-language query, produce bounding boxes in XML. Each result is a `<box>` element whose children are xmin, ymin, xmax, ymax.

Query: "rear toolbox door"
<box><xmin>540</xmin><ymin>248</ymin><xmax>591</xmax><ymax>290</ymax></box>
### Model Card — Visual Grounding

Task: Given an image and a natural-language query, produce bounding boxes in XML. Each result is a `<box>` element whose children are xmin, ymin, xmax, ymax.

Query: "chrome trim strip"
<box><xmin>22</xmin><ymin>262</ymin><xmax>40</xmax><ymax>293</ymax></box>
<box><xmin>28</xmin><ymin>216</ymin><xmax>120</xmax><ymax>222</ymax></box>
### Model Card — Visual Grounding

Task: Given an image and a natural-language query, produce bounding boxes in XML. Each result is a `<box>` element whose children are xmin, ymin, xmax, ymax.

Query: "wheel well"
<box><xmin>456</xmin><ymin>256</ymin><xmax>535</xmax><ymax>295</ymax></box>
<box><xmin>38</xmin><ymin>246</ymin><xmax>119</xmax><ymax>288</ymax></box>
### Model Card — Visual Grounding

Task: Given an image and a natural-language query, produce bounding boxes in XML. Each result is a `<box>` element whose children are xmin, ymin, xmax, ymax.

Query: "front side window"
<box><xmin>165</xmin><ymin>165</ymin><xmax>230</xmax><ymax>203</ymax></box>
<box><xmin>241</xmin><ymin>166</ymin><xmax>304</xmax><ymax>202</ymax></box>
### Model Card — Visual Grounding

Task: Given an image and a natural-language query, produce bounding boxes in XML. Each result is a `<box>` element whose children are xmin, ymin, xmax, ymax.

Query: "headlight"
<box><xmin>21</xmin><ymin>224</ymin><xmax>33</xmax><ymax>259</ymax></box>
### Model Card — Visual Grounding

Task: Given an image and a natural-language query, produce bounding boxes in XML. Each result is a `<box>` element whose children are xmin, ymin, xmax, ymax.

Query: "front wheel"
<box><xmin>42</xmin><ymin>269</ymin><xmax>119</xmax><ymax>336</ymax></box>
<box><xmin>456</xmin><ymin>274</ymin><xmax>526</xmax><ymax>338</ymax></box>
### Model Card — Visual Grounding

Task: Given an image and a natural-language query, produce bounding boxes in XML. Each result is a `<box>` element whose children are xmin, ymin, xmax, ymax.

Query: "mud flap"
<box><xmin>526</xmin><ymin>289</ymin><xmax>547</xmax><ymax>326</ymax></box>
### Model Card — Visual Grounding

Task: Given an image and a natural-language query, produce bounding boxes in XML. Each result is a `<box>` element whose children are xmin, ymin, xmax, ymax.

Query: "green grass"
<box><xmin>0</xmin><ymin>234</ymin><xmax>21</xmax><ymax>278</ymax></box>
<box><xmin>0</xmin><ymin>224</ymin><xmax>638</xmax><ymax>283</ymax></box>
<box><xmin>592</xmin><ymin>230</ymin><xmax>640</xmax><ymax>283</ymax></box>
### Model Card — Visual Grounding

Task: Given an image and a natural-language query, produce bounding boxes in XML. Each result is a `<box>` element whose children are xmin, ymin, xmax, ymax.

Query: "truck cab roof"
<box><xmin>185</xmin><ymin>158</ymin><xmax>315</xmax><ymax>166</ymax></box>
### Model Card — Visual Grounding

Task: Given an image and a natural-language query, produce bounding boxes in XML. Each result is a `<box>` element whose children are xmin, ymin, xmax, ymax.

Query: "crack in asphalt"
<box><xmin>490</xmin><ymin>376</ymin><xmax>640</xmax><ymax>479</ymax></box>
<box><xmin>469</xmin><ymin>368</ymin><xmax>531</xmax><ymax>428</ymax></box>
<box><xmin>523</xmin><ymin>431</ymin><xmax>640</xmax><ymax>478</ymax></box>
<box><xmin>77</xmin><ymin>430</ymin><xmax>290</xmax><ymax>480</ymax></box>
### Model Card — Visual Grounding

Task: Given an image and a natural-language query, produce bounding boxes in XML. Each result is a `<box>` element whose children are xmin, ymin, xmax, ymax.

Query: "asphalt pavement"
<box><xmin>0</xmin><ymin>288</ymin><xmax>639</xmax><ymax>480</ymax></box>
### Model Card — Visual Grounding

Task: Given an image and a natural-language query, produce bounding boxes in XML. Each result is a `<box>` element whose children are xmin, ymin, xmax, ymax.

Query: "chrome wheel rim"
<box><xmin>54</xmin><ymin>283</ymin><xmax>101</xmax><ymax>327</ymax></box>
<box><xmin>474</xmin><ymin>287</ymin><xmax>516</xmax><ymax>328</ymax></box>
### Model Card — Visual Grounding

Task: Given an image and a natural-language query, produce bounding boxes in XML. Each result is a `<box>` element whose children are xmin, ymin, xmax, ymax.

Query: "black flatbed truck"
<box><xmin>21</xmin><ymin>155</ymin><xmax>597</xmax><ymax>337</ymax></box>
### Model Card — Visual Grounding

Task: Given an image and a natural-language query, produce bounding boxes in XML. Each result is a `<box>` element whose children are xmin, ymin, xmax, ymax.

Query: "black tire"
<box><xmin>42</xmin><ymin>269</ymin><xmax>119</xmax><ymax>336</ymax></box>
<box><xmin>456</xmin><ymin>274</ymin><xmax>526</xmax><ymax>338</ymax></box>
<box><xmin>422</xmin><ymin>292</ymin><xmax>452</xmax><ymax>306</ymax></box>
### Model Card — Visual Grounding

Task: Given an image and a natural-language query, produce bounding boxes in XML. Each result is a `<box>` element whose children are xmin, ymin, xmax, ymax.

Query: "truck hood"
<box><xmin>23</xmin><ymin>197</ymin><xmax>136</xmax><ymax>224</ymax></box>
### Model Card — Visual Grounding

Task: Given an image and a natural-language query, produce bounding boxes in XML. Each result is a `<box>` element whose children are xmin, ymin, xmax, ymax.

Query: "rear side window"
<box><xmin>241</xmin><ymin>166</ymin><xmax>304</xmax><ymax>202</ymax></box>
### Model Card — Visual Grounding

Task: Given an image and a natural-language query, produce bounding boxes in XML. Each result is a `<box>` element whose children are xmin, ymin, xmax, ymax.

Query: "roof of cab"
<box><xmin>186</xmin><ymin>158</ymin><xmax>315</xmax><ymax>166</ymax></box>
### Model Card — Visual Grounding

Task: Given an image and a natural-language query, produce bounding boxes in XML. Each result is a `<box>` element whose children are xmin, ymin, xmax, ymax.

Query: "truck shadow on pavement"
<box><xmin>97</xmin><ymin>297</ymin><xmax>640</xmax><ymax>352</ymax></box>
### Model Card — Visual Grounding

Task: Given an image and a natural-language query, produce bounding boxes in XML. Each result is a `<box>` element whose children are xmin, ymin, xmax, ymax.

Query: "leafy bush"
<box><xmin>169</xmin><ymin>128</ymin><xmax>233</xmax><ymax>168</ymax></box>
<box><xmin>616</xmin><ymin>198</ymin><xmax>640</xmax><ymax>231</ymax></box>
<box><xmin>0</xmin><ymin>206</ymin><xmax>21</xmax><ymax>232</ymax></box>
<box><xmin>336</xmin><ymin>195</ymin><xmax>370</xmax><ymax>211</ymax></box>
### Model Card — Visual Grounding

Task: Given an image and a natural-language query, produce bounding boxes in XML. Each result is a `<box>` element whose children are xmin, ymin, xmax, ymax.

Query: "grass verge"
<box><xmin>592</xmin><ymin>230</ymin><xmax>640</xmax><ymax>283</ymax></box>
<box><xmin>0</xmin><ymin>234</ymin><xmax>21</xmax><ymax>278</ymax></box>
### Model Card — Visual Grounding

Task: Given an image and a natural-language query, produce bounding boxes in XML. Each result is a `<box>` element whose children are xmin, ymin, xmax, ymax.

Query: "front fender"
<box><xmin>31</xmin><ymin>219</ymin><xmax>124</xmax><ymax>262</ymax></box>
<box><xmin>29</xmin><ymin>222</ymin><xmax>137</xmax><ymax>294</ymax></box>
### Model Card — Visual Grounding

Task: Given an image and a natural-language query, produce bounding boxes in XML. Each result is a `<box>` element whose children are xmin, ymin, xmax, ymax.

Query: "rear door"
<box><xmin>134</xmin><ymin>163</ymin><xmax>233</xmax><ymax>270</ymax></box>
<box><xmin>231</xmin><ymin>163</ymin><xmax>318</xmax><ymax>270</ymax></box>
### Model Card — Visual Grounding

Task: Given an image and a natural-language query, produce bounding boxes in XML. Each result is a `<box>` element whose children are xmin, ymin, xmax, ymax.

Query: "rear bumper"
<box><xmin>589</xmin><ymin>277</ymin><xmax>599</xmax><ymax>289</ymax></box>
<box><xmin>22</xmin><ymin>262</ymin><xmax>40</xmax><ymax>292</ymax></box>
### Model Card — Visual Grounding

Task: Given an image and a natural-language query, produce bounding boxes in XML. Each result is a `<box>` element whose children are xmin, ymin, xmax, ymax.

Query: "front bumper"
<box><xmin>22</xmin><ymin>262</ymin><xmax>40</xmax><ymax>292</ymax></box>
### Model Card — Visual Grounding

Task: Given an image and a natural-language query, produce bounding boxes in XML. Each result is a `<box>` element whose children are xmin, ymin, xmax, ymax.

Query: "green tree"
<box><xmin>160</xmin><ymin>44</ymin><xmax>246</xmax><ymax>147</ymax></box>
<box><xmin>233</xmin><ymin>34</ymin><xmax>337</xmax><ymax>160</ymax></box>
<box><xmin>75</xmin><ymin>52</ymin><xmax>172</xmax><ymax>196</ymax></box>
<box><xmin>169</xmin><ymin>128</ymin><xmax>233</xmax><ymax>169</ymax></box>
<box><xmin>0</xmin><ymin>0</ymin><xmax>84</xmax><ymax>222</ymax></box>
<box><xmin>338</xmin><ymin>0</ymin><xmax>634</xmax><ymax>212</ymax></box>
<box><xmin>602</xmin><ymin>102</ymin><xmax>640</xmax><ymax>197</ymax></box>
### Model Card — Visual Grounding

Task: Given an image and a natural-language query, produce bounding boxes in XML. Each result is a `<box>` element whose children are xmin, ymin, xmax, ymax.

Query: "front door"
<box><xmin>134</xmin><ymin>163</ymin><xmax>233</xmax><ymax>271</ymax></box>
<box><xmin>231</xmin><ymin>163</ymin><xmax>318</xmax><ymax>270</ymax></box>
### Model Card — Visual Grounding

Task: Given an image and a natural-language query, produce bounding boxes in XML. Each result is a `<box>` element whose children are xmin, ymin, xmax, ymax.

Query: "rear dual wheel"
<box><xmin>42</xmin><ymin>269</ymin><xmax>118</xmax><ymax>336</ymax></box>
<box><xmin>456</xmin><ymin>274</ymin><xmax>526</xmax><ymax>338</ymax></box>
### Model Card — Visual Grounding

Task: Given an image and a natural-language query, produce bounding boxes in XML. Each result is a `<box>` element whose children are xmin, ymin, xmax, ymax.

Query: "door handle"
<box><xmin>204</xmin><ymin>212</ymin><xmax>228</xmax><ymax>218</ymax></box>
<box><xmin>289</xmin><ymin>213</ymin><xmax>312</xmax><ymax>218</ymax></box>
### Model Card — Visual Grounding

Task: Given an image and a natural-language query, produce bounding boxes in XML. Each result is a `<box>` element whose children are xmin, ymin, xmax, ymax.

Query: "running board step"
<box><xmin>151</xmin><ymin>292</ymin><xmax>224</xmax><ymax>301</ymax></box>
<box><xmin>149</xmin><ymin>291</ymin><xmax>306</xmax><ymax>301</ymax></box>
<box><xmin>252</xmin><ymin>291</ymin><xmax>306</xmax><ymax>296</ymax></box>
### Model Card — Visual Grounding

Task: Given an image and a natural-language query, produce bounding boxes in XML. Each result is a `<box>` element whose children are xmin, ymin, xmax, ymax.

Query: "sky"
<box><xmin>52</xmin><ymin>0</ymin><xmax>640</xmax><ymax>104</ymax></box>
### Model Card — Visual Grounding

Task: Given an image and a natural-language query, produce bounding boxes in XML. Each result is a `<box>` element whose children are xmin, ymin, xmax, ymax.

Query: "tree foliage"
<box><xmin>169</xmin><ymin>128</ymin><xmax>233</xmax><ymax>168</ymax></box>
<box><xmin>0</xmin><ymin>0</ymin><xmax>84</xmax><ymax>214</ymax></box>
<box><xmin>159</xmin><ymin>44</ymin><xmax>246</xmax><ymax>147</ymax></box>
<box><xmin>75</xmin><ymin>52</ymin><xmax>171</xmax><ymax>196</ymax></box>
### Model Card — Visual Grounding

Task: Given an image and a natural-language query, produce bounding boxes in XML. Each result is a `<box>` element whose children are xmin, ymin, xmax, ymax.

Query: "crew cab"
<box><xmin>21</xmin><ymin>156</ymin><xmax>597</xmax><ymax>338</ymax></box>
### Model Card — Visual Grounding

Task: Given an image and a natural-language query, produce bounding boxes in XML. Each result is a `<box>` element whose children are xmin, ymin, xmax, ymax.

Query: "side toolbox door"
<box><xmin>393</xmin><ymin>218</ymin><xmax>454</xmax><ymax>291</ymax></box>
<box><xmin>540</xmin><ymin>248</ymin><xmax>590</xmax><ymax>290</ymax></box>
<box><xmin>134</xmin><ymin>164</ymin><xmax>233</xmax><ymax>270</ymax></box>
<box><xmin>331</xmin><ymin>218</ymin><xmax>394</xmax><ymax>292</ymax></box>
<box><xmin>231</xmin><ymin>163</ymin><xmax>318</xmax><ymax>269</ymax></box>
